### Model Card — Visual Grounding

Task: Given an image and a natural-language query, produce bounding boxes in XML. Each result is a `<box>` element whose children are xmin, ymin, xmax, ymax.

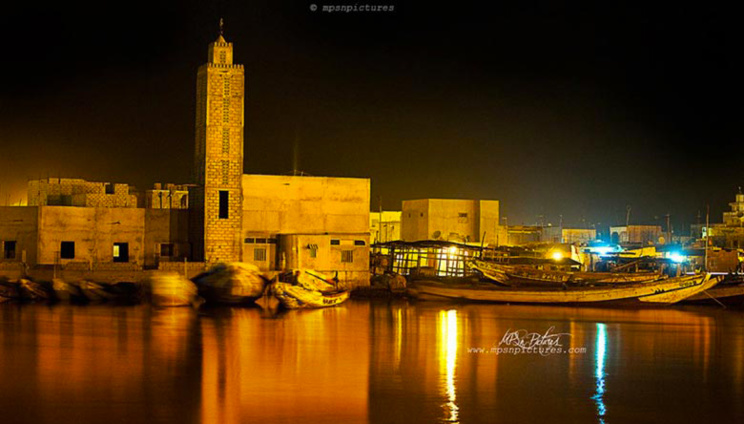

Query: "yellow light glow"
<box><xmin>438</xmin><ymin>309</ymin><xmax>459</xmax><ymax>423</ymax></box>
<box><xmin>448</xmin><ymin>246</ymin><xmax>458</xmax><ymax>255</ymax></box>
<box><xmin>551</xmin><ymin>251</ymin><xmax>563</xmax><ymax>261</ymax></box>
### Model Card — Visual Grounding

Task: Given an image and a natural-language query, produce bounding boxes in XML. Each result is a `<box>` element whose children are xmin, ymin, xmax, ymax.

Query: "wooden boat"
<box><xmin>146</xmin><ymin>272</ymin><xmax>200</xmax><ymax>307</ymax></box>
<box><xmin>470</xmin><ymin>260</ymin><xmax>663</xmax><ymax>285</ymax></box>
<box><xmin>0</xmin><ymin>280</ymin><xmax>21</xmax><ymax>302</ymax></box>
<box><xmin>409</xmin><ymin>272</ymin><xmax>718</xmax><ymax>305</ymax></box>
<box><xmin>683</xmin><ymin>282</ymin><xmax>744</xmax><ymax>303</ymax></box>
<box><xmin>194</xmin><ymin>262</ymin><xmax>267</xmax><ymax>305</ymax></box>
<box><xmin>271</xmin><ymin>281</ymin><xmax>350</xmax><ymax>309</ymax></box>
<box><xmin>637</xmin><ymin>274</ymin><xmax>720</xmax><ymax>304</ymax></box>
<box><xmin>271</xmin><ymin>269</ymin><xmax>349</xmax><ymax>309</ymax></box>
<box><xmin>18</xmin><ymin>279</ymin><xmax>52</xmax><ymax>301</ymax></box>
<box><xmin>78</xmin><ymin>280</ymin><xmax>118</xmax><ymax>302</ymax></box>
<box><xmin>51</xmin><ymin>279</ymin><xmax>85</xmax><ymax>303</ymax></box>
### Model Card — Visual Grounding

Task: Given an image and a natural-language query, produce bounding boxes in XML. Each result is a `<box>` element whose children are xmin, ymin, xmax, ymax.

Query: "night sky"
<box><xmin>1</xmin><ymin>1</ymin><xmax>742</xmax><ymax>234</ymax></box>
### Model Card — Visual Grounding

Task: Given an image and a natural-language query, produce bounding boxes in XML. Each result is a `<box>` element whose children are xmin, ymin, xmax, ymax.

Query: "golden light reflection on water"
<box><xmin>0</xmin><ymin>302</ymin><xmax>743</xmax><ymax>424</ymax></box>
<box><xmin>438</xmin><ymin>309</ymin><xmax>459</xmax><ymax>423</ymax></box>
<box><xmin>199</xmin><ymin>304</ymin><xmax>370</xmax><ymax>424</ymax></box>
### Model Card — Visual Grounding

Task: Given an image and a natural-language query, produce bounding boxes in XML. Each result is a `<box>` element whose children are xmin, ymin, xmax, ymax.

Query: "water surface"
<box><xmin>0</xmin><ymin>301</ymin><xmax>742</xmax><ymax>423</ymax></box>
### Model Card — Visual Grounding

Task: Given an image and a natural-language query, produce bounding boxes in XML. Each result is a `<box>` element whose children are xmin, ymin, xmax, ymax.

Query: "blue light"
<box><xmin>669</xmin><ymin>252</ymin><xmax>685</xmax><ymax>263</ymax></box>
<box><xmin>592</xmin><ymin>323</ymin><xmax>607</xmax><ymax>423</ymax></box>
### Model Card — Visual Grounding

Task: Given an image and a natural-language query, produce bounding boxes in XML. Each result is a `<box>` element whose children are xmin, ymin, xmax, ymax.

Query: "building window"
<box><xmin>254</xmin><ymin>247</ymin><xmax>267</xmax><ymax>262</ymax></box>
<box><xmin>160</xmin><ymin>243</ymin><xmax>174</xmax><ymax>257</ymax></box>
<box><xmin>3</xmin><ymin>241</ymin><xmax>16</xmax><ymax>259</ymax></box>
<box><xmin>222</xmin><ymin>128</ymin><xmax>230</xmax><ymax>154</ymax></box>
<box><xmin>244</xmin><ymin>238</ymin><xmax>255</xmax><ymax>244</ymax></box>
<box><xmin>330</xmin><ymin>239</ymin><xmax>340</xmax><ymax>246</ymax></box>
<box><xmin>113</xmin><ymin>243</ymin><xmax>129</xmax><ymax>263</ymax></box>
<box><xmin>219</xmin><ymin>51</ymin><xmax>226</xmax><ymax>63</ymax></box>
<box><xmin>219</xmin><ymin>191</ymin><xmax>229</xmax><ymax>219</ymax></box>
<box><xmin>60</xmin><ymin>241</ymin><xmax>75</xmax><ymax>259</ymax></box>
<box><xmin>105</xmin><ymin>183</ymin><xmax>114</xmax><ymax>194</ymax></box>
<box><xmin>223</xmin><ymin>98</ymin><xmax>230</xmax><ymax>123</ymax></box>
<box><xmin>309</xmin><ymin>248</ymin><xmax>317</xmax><ymax>258</ymax></box>
<box><xmin>458</xmin><ymin>213</ymin><xmax>468</xmax><ymax>218</ymax></box>
<box><xmin>354</xmin><ymin>240</ymin><xmax>366</xmax><ymax>246</ymax></box>
<box><xmin>341</xmin><ymin>250</ymin><xmax>354</xmax><ymax>263</ymax></box>
<box><xmin>222</xmin><ymin>160</ymin><xmax>229</xmax><ymax>184</ymax></box>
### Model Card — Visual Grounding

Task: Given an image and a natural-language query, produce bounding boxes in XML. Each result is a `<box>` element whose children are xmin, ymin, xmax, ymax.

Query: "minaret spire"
<box><xmin>219</xmin><ymin>18</ymin><xmax>224</xmax><ymax>36</ymax></box>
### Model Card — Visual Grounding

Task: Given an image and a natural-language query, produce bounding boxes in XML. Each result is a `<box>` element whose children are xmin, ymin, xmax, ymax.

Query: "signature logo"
<box><xmin>498</xmin><ymin>326</ymin><xmax>570</xmax><ymax>349</ymax></box>
<box><xmin>467</xmin><ymin>327</ymin><xmax>587</xmax><ymax>356</ymax></box>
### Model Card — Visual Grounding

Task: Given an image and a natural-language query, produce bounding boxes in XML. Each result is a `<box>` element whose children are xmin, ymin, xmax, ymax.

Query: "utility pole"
<box><xmin>704</xmin><ymin>204</ymin><xmax>710</xmax><ymax>272</ymax></box>
<box><xmin>666</xmin><ymin>213</ymin><xmax>671</xmax><ymax>245</ymax></box>
<box><xmin>625</xmin><ymin>205</ymin><xmax>632</xmax><ymax>227</ymax></box>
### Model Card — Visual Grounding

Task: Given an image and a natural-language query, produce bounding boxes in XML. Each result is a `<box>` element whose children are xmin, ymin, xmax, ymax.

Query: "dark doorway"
<box><xmin>113</xmin><ymin>243</ymin><xmax>129</xmax><ymax>263</ymax></box>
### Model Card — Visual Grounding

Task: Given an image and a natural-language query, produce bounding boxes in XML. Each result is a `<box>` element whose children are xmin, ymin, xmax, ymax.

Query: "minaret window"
<box><xmin>219</xmin><ymin>191</ymin><xmax>229</xmax><ymax>219</ymax></box>
<box><xmin>221</xmin><ymin>160</ymin><xmax>229</xmax><ymax>184</ymax></box>
<box><xmin>222</xmin><ymin>128</ymin><xmax>230</xmax><ymax>153</ymax></box>
<box><xmin>219</xmin><ymin>51</ymin><xmax>226</xmax><ymax>63</ymax></box>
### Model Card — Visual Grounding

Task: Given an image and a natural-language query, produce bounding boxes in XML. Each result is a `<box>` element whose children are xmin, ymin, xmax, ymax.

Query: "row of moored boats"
<box><xmin>407</xmin><ymin>259</ymin><xmax>744</xmax><ymax>305</ymax></box>
<box><xmin>0</xmin><ymin>263</ymin><xmax>350</xmax><ymax>310</ymax></box>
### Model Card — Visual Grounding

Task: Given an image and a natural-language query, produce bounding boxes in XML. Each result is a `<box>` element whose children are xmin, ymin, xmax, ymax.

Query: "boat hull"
<box><xmin>410</xmin><ymin>273</ymin><xmax>717</xmax><ymax>305</ymax></box>
<box><xmin>471</xmin><ymin>260</ymin><xmax>662</xmax><ymax>285</ymax></box>
<box><xmin>272</xmin><ymin>282</ymin><xmax>350</xmax><ymax>309</ymax></box>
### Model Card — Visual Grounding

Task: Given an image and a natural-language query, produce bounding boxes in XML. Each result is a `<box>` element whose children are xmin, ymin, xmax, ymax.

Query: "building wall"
<box><xmin>278</xmin><ymin>233</ymin><xmax>370</xmax><ymax>289</ymax></box>
<box><xmin>401</xmin><ymin>199</ymin><xmax>500</xmax><ymax>244</ymax></box>
<box><xmin>144</xmin><ymin>209</ymin><xmax>190</xmax><ymax>268</ymax></box>
<box><xmin>36</xmin><ymin>206</ymin><xmax>145</xmax><ymax>266</ymax></box>
<box><xmin>370</xmin><ymin>211</ymin><xmax>401</xmax><ymax>244</ymax></box>
<box><xmin>0</xmin><ymin>206</ymin><xmax>38</xmax><ymax>265</ymax></box>
<box><xmin>28</xmin><ymin>178</ymin><xmax>137</xmax><ymax>208</ymax></box>
<box><xmin>562</xmin><ymin>228</ymin><xmax>597</xmax><ymax>245</ymax></box>
<box><xmin>242</xmin><ymin>232</ymin><xmax>277</xmax><ymax>272</ymax></box>
<box><xmin>610</xmin><ymin>225</ymin><xmax>662</xmax><ymax>244</ymax></box>
<box><xmin>193</xmin><ymin>35</ymin><xmax>245</xmax><ymax>265</ymax></box>
<box><xmin>506</xmin><ymin>226</ymin><xmax>542</xmax><ymax>245</ymax></box>
<box><xmin>146</xmin><ymin>184</ymin><xmax>189</xmax><ymax>209</ymax></box>
<box><xmin>242</xmin><ymin>174</ymin><xmax>370</xmax><ymax>235</ymax></box>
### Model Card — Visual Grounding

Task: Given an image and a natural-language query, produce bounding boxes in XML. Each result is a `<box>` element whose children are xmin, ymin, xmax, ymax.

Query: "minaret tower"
<box><xmin>192</xmin><ymin>19</ymin><xmax>245</xmax><ymax>264</ymax></box>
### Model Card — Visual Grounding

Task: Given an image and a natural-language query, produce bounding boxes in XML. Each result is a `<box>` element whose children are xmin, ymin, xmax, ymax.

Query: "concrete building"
<box><xmin>0</xmin><ymin>27</ymin><xmax>372</xmax><ymax>287</ymax></box>
<box><xmin>145</xmin><ymin>183</ymin><xmax>190</xmax><ymax>209</ymax></box>
<box><xmin>609</xmin><ymin>225</ymin><xmax>662</xmax><ymax>245</ymax></box>
<box><xmin>241</xmin><ymin>174</ymin><xmax>370</xmax><ymax>288</ymax></box>
<box><xmin>542</xmin><ymin>226</ymin><xmax>597</xmax><ymax>245</ymax></box>
<box><xmin>708</xmin><ymin>189</ymin><xmax>744</xmax><ymax>248</ymax></box>
<box><xmin>28</xmin><ymin>178</ymin><xmax>138</xmax><ymax>208</ymax></box>
<box><xmin>505</xmin><ymin>225</ymin><xmax>542</xmax><ymax>246</ymax></box>
<box><xmin>401</xmin><ymin>199</ymin><xmax>502</xmax><ymax>245</ymax></box>
<box><xmin>370</xmin><ymin>211</ymin><xmax>401</xmax><ymax>244</ymax></box>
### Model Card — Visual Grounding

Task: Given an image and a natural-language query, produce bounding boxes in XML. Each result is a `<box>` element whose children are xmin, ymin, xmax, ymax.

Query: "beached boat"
<box><xmin>684</xmin><ymin>281</ymin><xmax>744</xmax><ymax>304</ymax></box>
<box><xmin>51</xmin><ymin>279</ymin><xmax>85</xmax><ymax>302</ymax></box>
<box><xmin>271</xmin><ymin>269</ymin><xmax>349</xmax><ymax>309</ymax></box>
<box><xmin>470</xmin><ymin>259</ymin><xmax>663</xmax><ymax>285</ymax></box>
<box><xmin>409</xmin><ymin>272</ymin><xmax>718</xmax><ymax>305</ymax></box>
<box><xmin>78</xmin><ymin>280</ymin><xmax>118</xmax><ymax>302</ymax></box>
<box><xmin>194</xmin><ymin>262</ymin><xmax>267</xmax><ymax>305</ymax></box>
<box><xmin>146</xmin><ymin>272</ymin><xmax>200</xmax><ymax>307</ymax></box>
<box><xmin>271</xmin><ymin>281</ymin><xmax>350</xmax><ymax>309</ymax></box>
<box><xmin>18</xmin><ymin>279</ymin><xmax>52</xmax><ymax>301</ymax></box>
<box><xmin>0</xmin><ymin>279</ymin><xmax>21</xmax><ymax>302</ymax></box>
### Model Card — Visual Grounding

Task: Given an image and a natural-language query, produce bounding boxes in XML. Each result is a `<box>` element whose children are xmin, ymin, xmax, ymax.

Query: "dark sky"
<box><xmin>1</xmin><ymin>1</ymin><xmax>742</xmax><ymax>233</ymax></box>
